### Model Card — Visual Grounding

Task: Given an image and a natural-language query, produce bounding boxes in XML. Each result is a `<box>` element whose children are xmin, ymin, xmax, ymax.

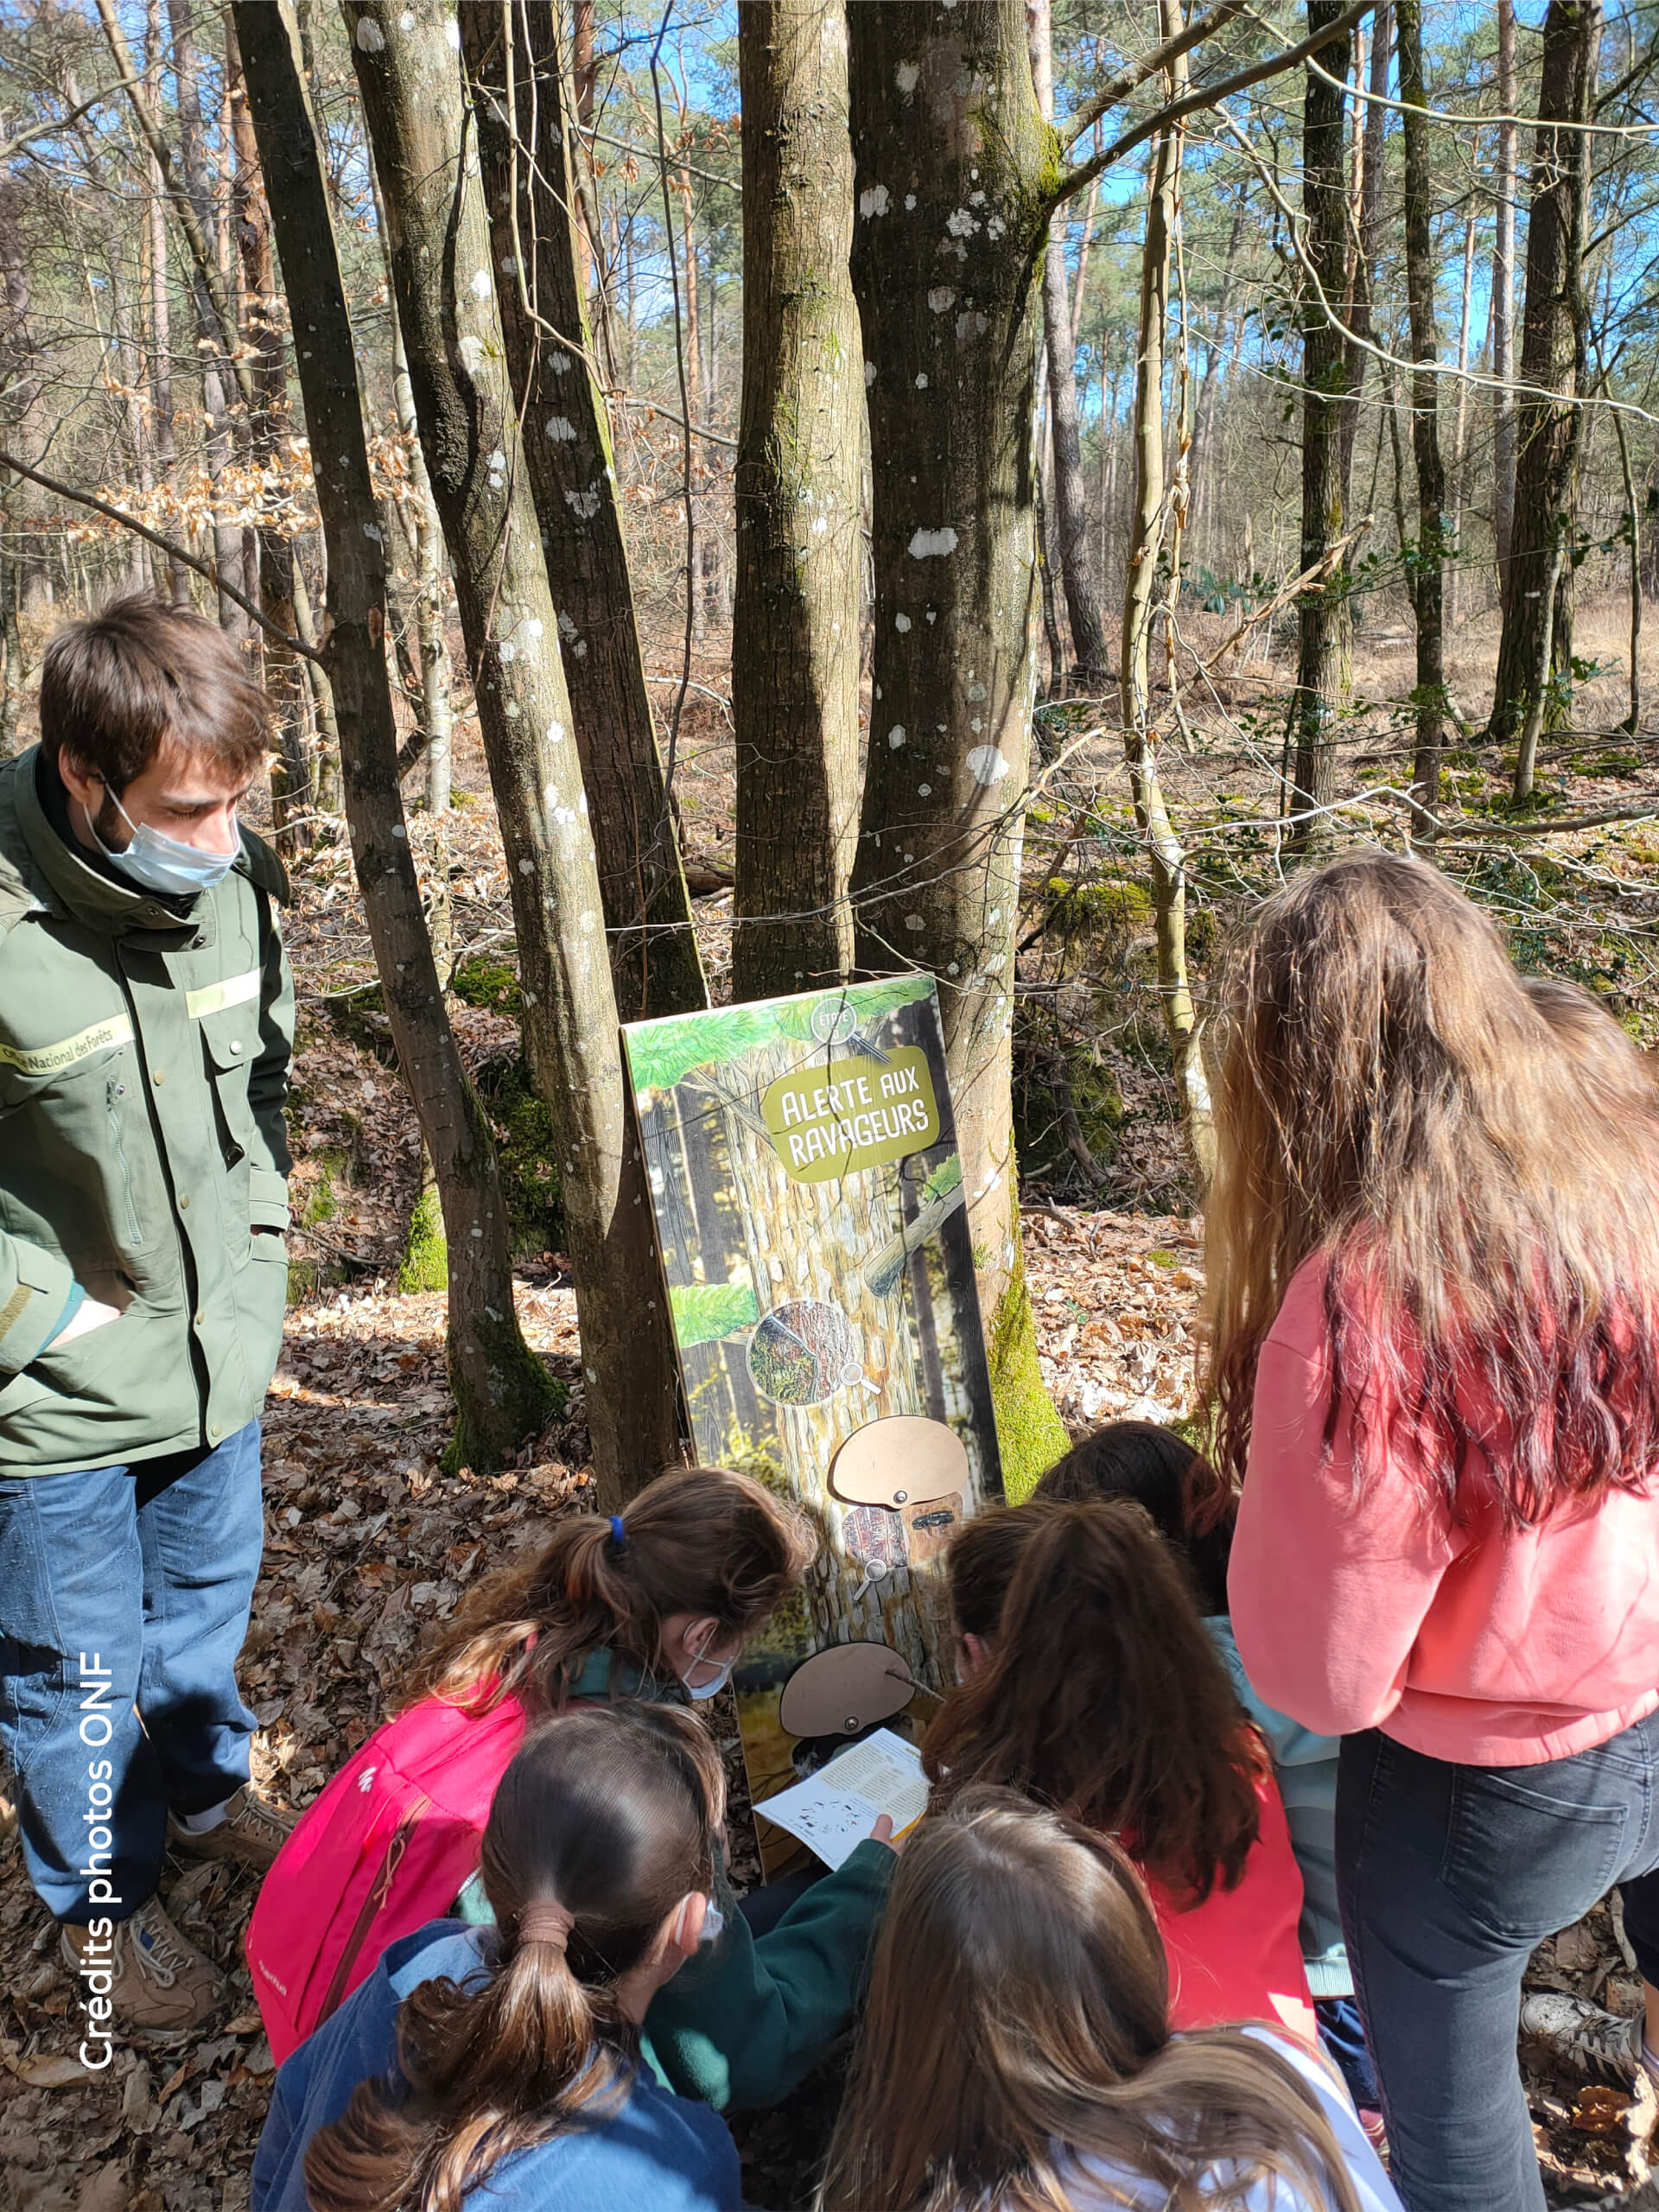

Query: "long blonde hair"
<box><xmin>820</xmin><ymin>1789</ymin><xmax>1363</xmax><ymax>2212</ymax></box>
<box><xmin>1205</xmin><ymin>851</ymin><xmax>1659</xmax><ymax>1524</ymax></box>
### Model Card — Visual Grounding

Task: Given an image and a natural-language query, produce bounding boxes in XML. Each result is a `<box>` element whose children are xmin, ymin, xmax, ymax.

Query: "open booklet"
<box><xmin>753</xmin><ymin>1727</ymin><xmax>930</xmax><ymax>1871</ymax></box>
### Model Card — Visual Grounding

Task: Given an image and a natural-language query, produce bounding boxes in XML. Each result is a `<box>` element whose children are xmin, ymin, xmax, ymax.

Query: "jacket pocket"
<box><xmin>105</xmin><ymin>1076</ymin><xmax>145</xmax><ymax>1249</ymax></box>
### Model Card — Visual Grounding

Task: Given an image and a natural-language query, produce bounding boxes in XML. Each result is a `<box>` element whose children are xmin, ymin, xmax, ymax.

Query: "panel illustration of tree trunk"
<box><xmin>846</xmin><ymin>0</ymin><xmax>1066</xmax><ymax>1496</ymax></box>
<box><xmin>234</xmin><ymin>0</ymin><xmax>551</xmax><ymax>1472</ymax></box>
<box><xmin>625</xmin><ymin>979</ymin><xmax>1002</xmax><ymax>1867</ymax></box>
<box><xmin>346</xmin><ymin>0</ymin><xmax>681</xmax><ymax>1499</ymax></box>
<box><xmin>458</xmin><ymin>0</ymin><xmax>705</xmax><ymax>1021</ymax></box>
<box><xmin>1395</xmin><ymin>0</ymin><xmax>1448</xmax><ymax>839</ymax></box>
<box><xmin>731</xmin><ymin>0</ymin><xmax>863</xmax><ymax>1003</ymax></box>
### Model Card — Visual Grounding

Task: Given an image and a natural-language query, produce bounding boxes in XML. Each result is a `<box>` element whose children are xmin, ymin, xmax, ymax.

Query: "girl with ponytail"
<box><xmin>821</xmin><ymin>1789</ymin><xmax>1401</xmax><ymax>2212</ymax></box>
<box><xmin>252</xmin><ymin>1703</ymin><xmax>741</xmax><ymax>2212</ymax></box>
<box><xmin>251</xmin><ymin>1467</ymin><xmax>899</xmax><ymax>2112</ymax></box>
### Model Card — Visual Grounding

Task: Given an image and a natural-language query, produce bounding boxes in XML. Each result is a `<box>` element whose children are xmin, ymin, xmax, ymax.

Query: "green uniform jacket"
<box><xmin>0</xmin><ymin>747</ymin><xmax>295</xmax><ymax>1475</ymax></box>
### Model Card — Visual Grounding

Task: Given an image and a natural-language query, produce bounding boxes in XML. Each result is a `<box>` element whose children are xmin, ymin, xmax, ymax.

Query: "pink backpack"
<box><xmin>245</xmin><ymin>1689</ymin><xmax>528</xmax><ymax>2062</ymax></box>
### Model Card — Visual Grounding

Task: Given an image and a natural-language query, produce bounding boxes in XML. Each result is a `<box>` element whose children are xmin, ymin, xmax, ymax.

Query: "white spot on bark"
<box><xmin>354</xmin><ymin>15</ymin><xmax>385</xmax><ymax>52</ymax></box>
<box><xmin>914</xmin><ymin>372</ymin><xmax>928</xmax><ymax>389</ymax></box>
<box><xmin>488</xmin><ymin>448</ymin><xmax>506</xmax><ymax>469</ymax></box>
<box><xmin>970</xmin><ymin>717</ymin><xmax>982</xmax><ymax>733</ymax></box>
<box><xmin>896</xmin><ymin>60</ymin><xmax>918</xmax><ymax>92</ymax></box>
<box><xmin>470</xmin><ymin>268</ymin><xmax>492</xmax><ymax>300</ymax></box>
<box><xmin>887</xmin><ymin>725</ymin><xmax>906</xmax><ymax>748</ymax></box>
<box><xmin>987</xmin><ymin>215</ymin><xmax>1006</xmax><ymax>240</ymax></box>
<box><xmin>926</xmin><ymin>609</ymin><xmax>938</xmax><ymax>624</ymax></box>
<box><xmin>579</xmin><ymin>791</ymin><xmax>588</xmax><ymax>813</ymax></box>
<box><xmin>945</xmin><ymin>207</ymin><xmax>979</xmax><ymax>238</ymax></box>
<box><xmin>458</xmin><ymin>334</ymin><xmax>485</xmax><ymax>375</ymax></box>
<box><xmin>864</xmin><ymin>360</ymin><xmax>877</xmax><ymax>387</ymax></box>
<box><xmin>362</xmin><ymin>522</ymin><xmax>382</xmax><ymax>543</ymax></box>
<box><xmin>557</xmin><ymin>612</ymin><xmax>579</xmax><ymax>641</ymax></box>
<box><xmin>811</xmin><ymin>515</ymin><xmax>827</xmax><ymax>533</ymax></box>
<box><xmin>499</xmin><ymin>253</ymin><xmax>515</xmax><ymax>274</ymax></box>
<box><xmin>572</xmin><ymin>640</ymin><xmax>587</xmax><ymax>658</ymax></box>
<box><xmin>518</xmin><ymin>857</ymin><xmax>534</xmax><ymax>874</ymax></box>
<box><xmin>525</xmin><ymin>617</ymin><xmax>543</xmax><ymax>639</ymax></box>
<box><xmin>399</xmin><ymin>8</ymin><xmax>415</xmax><ymax>26</ymax></box>
<box><xmin>579</xmin><ymin>912</ymin><xmax>597</xmax><ymax>933</ymax></box>
<box><xmin>894</xmin><ymin>612</ymin><xmax>912</xmax><ymax>632</ymax></box>
<box><xmin>858</xmin><ymin>183</ymin><xmax>891</xmax><ymax>218</ymax></box>
<box><xmin>564</xmin><ymin>483</ymin><xmax>601</xmax><ymax>518</ymax></box>
<box><xmin>956</xmin><ymin>311</ymin><xmax>989</xmax><ymax>344</ymax></box>
<box><xmin>969</xmin><ymin>190</ymin><xmax>986</xmax><ymax>207</ymax></box>
<box><xmin>545</xmin><ymin>414</ymin><xmax>576</xmax><ymax>441</ymax></box>
<box><xmin>499</xmin><ymin>640</ymin><xmax>516</xmax><ymax>662</ymax></box>
<box><xmin>928</xmin><ymin>287</ymin><xmax>957</xmax><ymax>313</ymax></box>
<box><xmin>918</xmin><ymin>783</ymin><xmax>931</xmax><ymax>796</ymax></box>
<box><xmin>444</xmin><ymin>16</ymin><xmax>461</xmax><ymax>47</ymax></box>
<box><xmin>968</xmin><ymin>680</ymin><xmax>987</xmax><ymax>701</ymax></box>
<box><xmin>908</xmin><ymin>527</ymin><xmax>957</xmax><ymax>559</ymax></box>
<box><xmin>967</xmin><ymin>745</ymin><xmax>1009</xmax><ymax>785</ymax></box>
<box><xmin>548</xmin><ymin>349</ymin><xmax>573</xmax><ymax>376</ymax></box>
<box><xmin>904</xmin><ymin>913</ymin><xmax>925</xmax><ymax>931</ymax></box>
<box><xmin>905</xmin><ymin>193</ymin><xmax>917</xmax><ymax>210</ymax></box>
<box><xmin>546</xmin><ymin>720</ymin><xmax>565</xmax><ymax>743</ymax></box>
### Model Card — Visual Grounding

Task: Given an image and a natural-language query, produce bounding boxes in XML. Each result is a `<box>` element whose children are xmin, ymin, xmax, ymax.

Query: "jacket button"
<box><xmin>152</xmin><ymin>1071</ymin><xmax>164</xmax><ymax>1086</ymax></box>
<box><xmin>208</xmin><ymin>1422</ymin><xmax>222</xmax><ymax>1441</ymax></box>
<box><xmin>194</xmin><ymin>1309</ymin><xmax>204</xmax><ymax>1329</ymax></box>
<box><xmin>178</xmin><ymin>1193</ymin><xmax>189</xmax><ymax>1210</ymax></box>
<box><xmin>230</xmin><ymin>1040</ymin><xmax>243</xmax><ymax>1056</ymax></box>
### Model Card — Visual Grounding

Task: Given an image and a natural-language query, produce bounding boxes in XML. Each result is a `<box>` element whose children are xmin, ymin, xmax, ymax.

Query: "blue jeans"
<box><xmin>0</xmin><ymin>1421</ymin><xmax>264</xmax><ymax>1924</ymax></box>
<box><xmin>1337</xmin><ymin>1717</ymin><xmax>1659</xmax><ymax>2212</ymax></box>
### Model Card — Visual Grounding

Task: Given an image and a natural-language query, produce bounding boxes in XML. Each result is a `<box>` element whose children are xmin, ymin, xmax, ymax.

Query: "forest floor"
<box><xmin>4</xmin><ymin>595</ymin><xmax>1659</xmax><ymax>2206</ymax></box>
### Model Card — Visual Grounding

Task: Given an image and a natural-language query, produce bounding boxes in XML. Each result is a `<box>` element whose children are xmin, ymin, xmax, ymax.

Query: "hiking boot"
<box><xmin>168</xmin><ymin>1784</ymin><xmax>294</xmax><ymax>1872</ymax></box>
<box><xmin>60</xmin><ymin>1896</ymin><xmax>225</xmax><ymax>2039</ymax></box>
<box><xmin>1520</xmin><ymin>1991</ymin><xmax>1645</xmax><ymax>2083</ymax></box>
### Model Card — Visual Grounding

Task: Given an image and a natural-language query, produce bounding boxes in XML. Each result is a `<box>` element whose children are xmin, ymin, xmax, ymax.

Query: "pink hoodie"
<box><xmin>1229</xmin><ymin>1252</ymin><xmax>1659</xmax><ymax>1767</ymax></box>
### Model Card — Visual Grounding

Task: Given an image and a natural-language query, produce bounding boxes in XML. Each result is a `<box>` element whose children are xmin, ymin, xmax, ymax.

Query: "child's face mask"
<box><xmin>678</xmin><ymin>1624</ymin><xmax>737</xmax><ymax>1702</ymax></box>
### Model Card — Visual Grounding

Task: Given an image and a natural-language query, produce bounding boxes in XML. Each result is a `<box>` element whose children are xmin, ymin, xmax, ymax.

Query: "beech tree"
<box><xmin>458</xmin><ymin>0</ymin><xmax>705</xmax><ymax>1021</ymax></box>
<box><xmin>1396</xmin><ymin>0</ymin><xmax>1449</xmax><ymax>836</ymax></box>
<box><xmin>346</xmin><ymin>0</ymin><xmax>681</xmax><ymax>1499</ymax></box>
<box><xmin>731</xmin><ymin>0</ymin><xmax>863</xmax><ymax>1002</ymax></box>
<box><xmin>233</xmin><ymin>0</ymin><xmax>549</xmax><ymax>1470</ymax></box>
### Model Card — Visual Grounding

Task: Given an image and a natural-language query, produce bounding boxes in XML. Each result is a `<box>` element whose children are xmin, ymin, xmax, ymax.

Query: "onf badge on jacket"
<box><xmin>0</xmin><ymin>747</ymin><xmax>295</xmax><ymax>1475</ymax></box>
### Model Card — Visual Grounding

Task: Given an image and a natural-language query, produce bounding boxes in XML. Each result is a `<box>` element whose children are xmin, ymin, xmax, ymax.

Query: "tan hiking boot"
<box><xmin>1520</xmin><ymin>1992</ymin><xmax>1645</xmax><ymax>2083</ymax></box>
<box><xmin>60</xmin><ymin>1896</ymin><xmax>225</xmax><ymax>2039</ymax></box>
<box><xmin>167</xmin><ymin>1784</ymin><xmax>294</xmax><ymax>1872</ymax></box>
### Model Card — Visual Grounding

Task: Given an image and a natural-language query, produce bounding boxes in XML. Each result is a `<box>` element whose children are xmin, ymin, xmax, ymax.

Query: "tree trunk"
<box><xmin>1337</xmin><ymin>0</ymin><xmax>1389</xmax><ymax>493</ymax></box>
<box><xmin>1492</xmin><ymin>0</ymin><xmax>1518</xmax><ymax>578</ymax></box>
<box><xmin>145</xmin><ymin>0</ymin><xmax>191</xmax><ymax>607</ymax></box>
<box><xmin>1489</xmin><ymin>0</ymin><xmax>1600</xmax><ymax>785</ymax></box>
<box><xmin>1189</xmin><ymin>198</ymin><xmax>1244</xmax><ymax>566</ymax></box>
<box><xmin>1396</xmin><ymin>0</ymin><xmax>1448</xmax><ymax>842</ymax></box>
<box><xmin>347</xmin><ymin>0</ymin><xmax>682</xmax><ymax>1502</ymax></box>
<box><xmin>847</xmin><ymin>0</ymin><xmax>1067</xmax><ymax>1480</ymax></box>
<box><xmin>1614</xmin><ymin>402</ymin><xmax>1642</xmax><ymax>734</ymax></box>
<box><xmin>457</xmin><ymin>1</ymin><xmax>706</xmax><ymax>1022</ymax></box>
<box><xmin>1027</xmin><ymin>0</ymin><xmax>1110</xmax><ymax>689</ymax></box>
<box><xmin>730</xmin><ymin>0</ymin><xmax>862</xmax><ymax>1002</ymax></box>
<box><xmin>1120</xmin><ymin>0</ymin><xmax>1211</xmax><ymax>1181</ymax></box>
<box><xmin>235</xmin><ymin>0</ymin><xmax>554</xmax><ymax>1472</ymax></box>
<box><xmin>1288</xmin><ymin>0</ymin><xmax>1357</xmax><ymax>857</ymax></box>
<box><xmin>1447</xmin><ymin>179</ymin><xmax>1479</xmax><ymax>628</ymax></box>
<box><xmin>226</xmin><ymin>14</ymin><xmax>313</xmax><ymax>851</ymax></box>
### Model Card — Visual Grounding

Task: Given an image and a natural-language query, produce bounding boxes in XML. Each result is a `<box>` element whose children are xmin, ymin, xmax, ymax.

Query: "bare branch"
<box><xmin>1052</xmin><ymin>0</ymin><xmax>1375</xmax><ymax>207</ymax></box>
<box><xmin>0</xmin><ymin>450</ymin><xmax>320</xmax><ymax>663</ymax></box>
<box><xmin>1065</xmin><ymin>0</ymin><xmax>1249</xmax><ymax>146</ymax></box>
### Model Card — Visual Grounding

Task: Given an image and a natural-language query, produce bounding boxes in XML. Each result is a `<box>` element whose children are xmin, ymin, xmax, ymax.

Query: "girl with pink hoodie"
<box><xmin>1211</xmin><ymin>852</ymin><xmax>1659</xmax><ymax>2212</ymax></box>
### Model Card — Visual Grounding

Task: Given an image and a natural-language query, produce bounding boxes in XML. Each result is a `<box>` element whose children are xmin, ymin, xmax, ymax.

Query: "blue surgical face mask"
<box><xmin>86</xmin><ymin>786</ymin><xmax>239</xmax><ymax>898</ymax></box>
<box><xmin>679</xmin><ymin>1625</ymin><xmax>736</xmax><ymax>1703</ymax></box>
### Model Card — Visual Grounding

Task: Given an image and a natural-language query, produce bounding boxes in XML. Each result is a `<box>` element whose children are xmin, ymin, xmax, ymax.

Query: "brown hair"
<box><xmin>820</xmin><ymin>1788</ymin><xmax>1363</xmax><ymax>2212</ymax></box>
<box><xmin>1205</xmin><ymin>851</ymin><xmax>1659</xmax><ymax>1526</ymax></box>
<box><xmin>946</xmin><ymin>1502</ymin><xmax>1046</xmax><ymax>1643</ymax></box>
<box><xmin>414</xmin><ymin>1464</ymin><xmax>814</xmax><ymax>1718</ymax></box>
<box><xmin>1035</xmin><ymin>1421</ymin><xmax>1235</xmax><ymax>1618</ymax></box>
<box><xmin>1523</xmin><ymin>975</ymin><xmax>1652</xmax><ymax>1100</ymax></box>
<box><xmin>925</xmin><ymin>1501</ymin><xmax>1263</xmax><ymax>1904</ymax></box>
<box><xmin>303</xmin><ymin>1701</ymin><xmax>723</xmax><ymax>2212</ymax></box>
<box><xmin>40</xmin><ymin>593</ymin><xmax>270</xmax><ymax>792</ymax></box>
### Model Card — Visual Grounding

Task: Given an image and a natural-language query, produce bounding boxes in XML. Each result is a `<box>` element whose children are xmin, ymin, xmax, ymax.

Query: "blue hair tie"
<box><xmin>608</xmin><ymin>1515</ymin><xmax>626</xmax><ymax>1546</ymax></box>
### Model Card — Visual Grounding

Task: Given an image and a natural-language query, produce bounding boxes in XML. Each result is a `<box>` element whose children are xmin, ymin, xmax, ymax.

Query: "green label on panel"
<box><xmin>761</xmin><ymin>1046</ymin><xmax>940</xmax><ymax>1182</ymax></box>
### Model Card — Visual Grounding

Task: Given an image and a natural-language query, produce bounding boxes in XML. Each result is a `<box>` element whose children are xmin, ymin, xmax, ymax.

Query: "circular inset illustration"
<box><xmin>779</xmin><ymin>1640</ymin><xmax>917</xmax><ymax>1740</ymax></box>
<box><xmin>747</xmin><ymin>1298</ymin><xmax>862</xmax><ymax>1405</ymax></box>
<box><xmin>809</xmin><ymin>998</ymin><xmax>859</xmax><ymax>1046</ymax></box>
<box><xmin>831</xmin><ymin>1415</ymin><xmax>970</xmax><ymax>1509</ymax></box>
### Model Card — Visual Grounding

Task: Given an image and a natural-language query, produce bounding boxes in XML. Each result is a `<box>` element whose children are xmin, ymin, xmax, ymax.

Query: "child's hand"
<box><xmin>870</xmin><ymin>1815</ymin><xmax>907</xmax><ymax>1854</ymax></box>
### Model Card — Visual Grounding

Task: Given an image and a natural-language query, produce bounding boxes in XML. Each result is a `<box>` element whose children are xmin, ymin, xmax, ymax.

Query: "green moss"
<box><xmin>987</xmin><ymin>1218</ymin><xmax>1069</xmax><ymax>1504</ymax></box>
<box><xmin>442</xmin><ymin>1313</ymin><xmax>564</xmax><ymax>1476</ymax></box>
<box><xmin>453</xmin><ymin>955</ymin><xmax>524</xmax><ymax>1016</ymax></box>
<box><xmin>302</xmin><ymin>1151</ymin><xmax>346</xmax><ymax>1228</ymax></box>
<box><xmin>483</xmin><ymin>1060</ymin><xmax>563</xmax><ymax>1257</ymax></box>
<box><xmin>398</xmin><ymin>1185</ymin><xmax>448</xmax><ymax>1295</ymax></box>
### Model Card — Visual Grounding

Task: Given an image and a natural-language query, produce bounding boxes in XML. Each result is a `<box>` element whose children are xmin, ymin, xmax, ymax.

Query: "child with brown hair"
<box><xmin>931</xmin><ymin>1497</ymin><xmax>1315</xmax><ymax>2041</ymax></box>
<box><xmin>821</xmin><ymin>1788</ymin><xmax>1401</xmax><ymax>2212</ymax></box>
<box><xmin>251</xmin><ymin>1465</ymin><xmax>897</xmax><ymax>2109</ymax></box>
<box><xmin>253</xmin><ymin>1702</ymin><xmax>743</xmax><ymax>2212</ymax></box>
<box><xmin>1033</xmin><ymin>1423</ymin><xmax>1375</xmax><ymax>2120</ymax></box>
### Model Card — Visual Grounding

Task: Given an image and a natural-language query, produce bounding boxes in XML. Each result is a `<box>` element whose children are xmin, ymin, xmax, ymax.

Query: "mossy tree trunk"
<box><xmin>235</xmin><ymin>0</ymin><xmax>550</xmax><ymax>1471</ymax></box>
<box><xmin>1489</xmin><ymin>0</ymin><xmax>1600</xmax><ymax>787</ymax></box>
<box><xmin>847</xmin><ymin>0</ymin><xmax>1066</xmax><ymax>1472</ymax></box>
<box><xmin>458</xmin><ymin>1</ymin><xmax>705</xmax><ymax>1022</ymax></box>
<box><xmin>346</xmin><ymin>0</ymin><xmax>682</xmax><ymax>1500</ymax></box>
<box><xmin>730</xmin><ymin>0</ymin><xmax>863</xmax><ymax>1002</ymax></box>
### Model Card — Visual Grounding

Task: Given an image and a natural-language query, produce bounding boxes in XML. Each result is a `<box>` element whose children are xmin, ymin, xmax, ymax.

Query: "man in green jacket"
<box><xmin>0</xmin><ymin>597</ymin><xmax>297</xmax><ymax>2042</ymax></box>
